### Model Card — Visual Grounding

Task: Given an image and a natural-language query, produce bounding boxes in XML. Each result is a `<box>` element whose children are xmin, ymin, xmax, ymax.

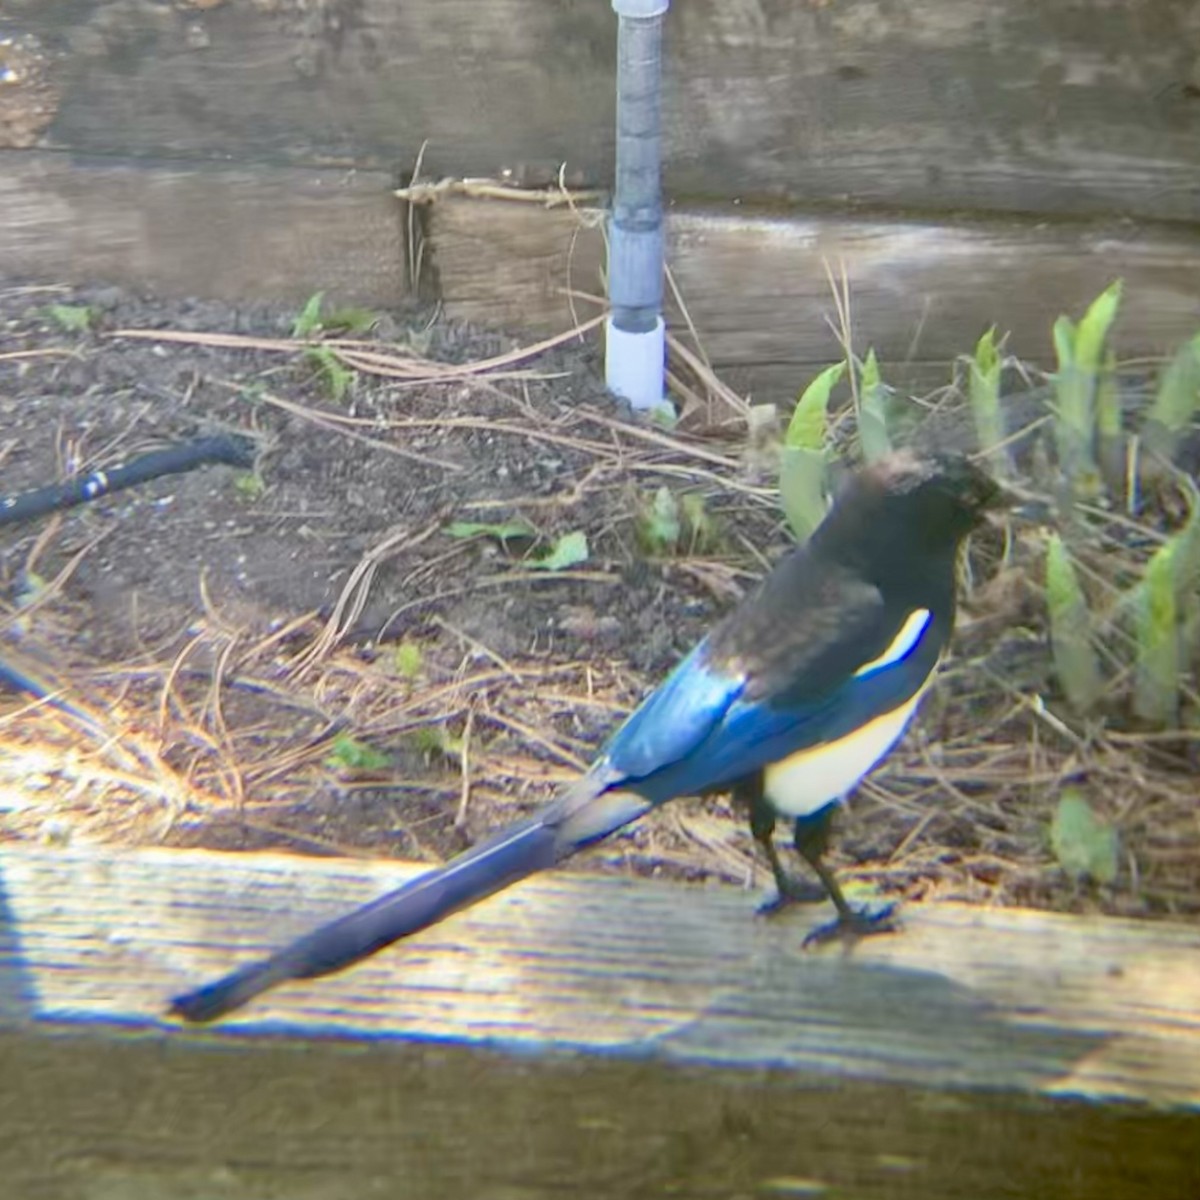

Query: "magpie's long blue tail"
<box><xmin>170</xmin><ymin>782</ymin><xmax>651</xmax><ymax>1022</ymax></box>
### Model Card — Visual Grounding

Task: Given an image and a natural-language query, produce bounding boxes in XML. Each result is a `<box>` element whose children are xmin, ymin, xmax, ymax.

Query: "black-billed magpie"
<box><xmin>171</xmin><ymin>450</ymin><xmax>1006</xmax><ymax>1022</ymax></box>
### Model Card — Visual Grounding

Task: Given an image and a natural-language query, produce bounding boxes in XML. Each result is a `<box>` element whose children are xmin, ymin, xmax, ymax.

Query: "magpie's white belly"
<box><xmin>763</xmin><ymin>687</ymin><xmax>927</xmax><ymax>819</ymax></box>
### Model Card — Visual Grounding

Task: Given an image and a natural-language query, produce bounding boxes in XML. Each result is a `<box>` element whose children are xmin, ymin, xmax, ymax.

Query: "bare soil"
<box><xmin>1</xmin><ymin>276</ymin><xmax>1196</xmax><ymax>922</ymax></box>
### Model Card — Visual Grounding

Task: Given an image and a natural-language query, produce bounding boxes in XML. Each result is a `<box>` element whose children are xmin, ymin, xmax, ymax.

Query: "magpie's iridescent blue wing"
<box><xmin>591</xmin><ymin>556</ymin><xmax>948</xmax><ymax>807</ymax></box>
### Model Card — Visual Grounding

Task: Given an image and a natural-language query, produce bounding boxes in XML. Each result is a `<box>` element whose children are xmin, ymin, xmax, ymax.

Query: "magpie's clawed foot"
<box><xmin>755</xmin><ymin>875</ymin><xmax>828</xmax><ymax>916</ymax></box>
<box><xmin>802</xmin><ymin>901</ymin><xmax>900</xmax><ymax>949</ymax></box>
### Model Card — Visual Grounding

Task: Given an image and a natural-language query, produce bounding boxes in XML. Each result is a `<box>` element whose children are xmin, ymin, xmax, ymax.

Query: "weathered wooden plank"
<box><xmin>4</xmin><ymin>0</ymin><xmax>1199</xmax><ymax>223</ymax></box>
<box><xmin>0</xmin><ymin>152</ymin><xmax>406</xmax><ymax>307</ymax></box>
<box><xmin>4</xmin><ymin>153</ymin><xmax>1196</xmax><ymax>410</ymax></box>
<box><xmin>2</xmin><ymin>843</ymin><xmax>1199</xmax><ymax>1110</ymax></box>
<box><xmin>3</xmin><ymin>843</ymin><xmax>1199</xmax><ymax>1197</ymax></box>
<box><xmin>429</xmin><ymin>196</ymin><xmax>1200</xmax><ymax>403</ymax></box>
<box><xmin>3</xmin><ymin>1027</ymin><xmax>1198</xmax><ymax>1200</ymax></box>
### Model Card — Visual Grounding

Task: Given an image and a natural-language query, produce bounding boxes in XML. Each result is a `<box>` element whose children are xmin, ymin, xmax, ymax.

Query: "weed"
<box><xmin>304</xmin><ymin>344</ymin><xmax>356</xmax><ymax>402</ymax></box>
<box><xmin>528</xmin><ymin>530</ymin><xmax>589</xmax><ymax>571</ymax></box>
<box><xmin>45</xmin><ymin>304</ymin><xmax>94</xmax><ymax>334</ymax></box>
<box><xmin>1051</xmin><ymin>789</ymin><xmax>1118</xmax><ymax>886</ymax></box>
<box><xmin>233</xmin><ymin>472</ymin><xmax>266</xmax><ymax>501</ymax></box>
<box><xmin>392</xmin><ymin>640</ymin><xmax>425</xmax><ymax>681</ymax></box>
<box><xmin>779</xmin><ymin>361</ymin><xmax>844</xmax><ymax>542</ymax></box>
<box><xmin>1051</xmin><ymin>280</ymin><xmax>1122</xmax><ymax>496</ymax></box>
<box><xmin>324</xmin><ymin>734</ymin><xmax>391</xmax><ymax>774</ymax></box>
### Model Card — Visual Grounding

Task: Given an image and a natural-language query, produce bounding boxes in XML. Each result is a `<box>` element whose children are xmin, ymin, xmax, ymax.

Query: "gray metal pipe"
<box><xmin>606</xmin><ymin>0</ymin><xmax>669</xmax><ymax>409</ymax></box>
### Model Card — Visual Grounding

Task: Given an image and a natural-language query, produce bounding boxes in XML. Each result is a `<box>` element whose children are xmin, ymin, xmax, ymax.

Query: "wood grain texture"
<box><xmin>0</xmin><ymin>152</ymin><xmax>406</xmax><ymax>307</ymax></box>
<box><xmin>430</xmin><ymin>196</ymin><xmax>1200</xmax><ymax>404</ymax></box>
<box><xmin>5</xmin><ymin>0</ymin><xmax>1199</xmax><ymax>222</ymax></box>
<box><xmin>2</xmin><ymin>843</ymin><xmax>1199</xmax><ymax>1109</ymax></box>
<box><xmin>4</xmin><ymin>152</ymin><xmax>1197</xmax><ymax>410</ymax></box>
<box><xmin>3</xmin><ymin>1028</ymin><xmax>1198</xmax><ymax>1200</ymax></box>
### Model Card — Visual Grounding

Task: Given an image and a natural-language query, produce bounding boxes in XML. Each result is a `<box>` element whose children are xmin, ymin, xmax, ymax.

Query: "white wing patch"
<box><xmin>853</xmin><ymin>608</ymin><xmax>932</xmax><ymax>678</ymax></box>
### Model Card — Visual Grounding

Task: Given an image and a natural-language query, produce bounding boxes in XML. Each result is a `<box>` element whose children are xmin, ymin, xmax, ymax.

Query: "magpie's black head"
<box><xmin>866</xmin><ymin>450</ymin><xmax>1003</xmax><ymax>535</ymax></box>
<box><xmin>818</xmin><ymin>451</ymin><xmax>1006</xmax><ymax>565</ymax></box>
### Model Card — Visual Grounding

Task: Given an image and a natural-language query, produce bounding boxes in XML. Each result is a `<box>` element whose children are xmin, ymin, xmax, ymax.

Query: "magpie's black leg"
<box><xmin>732</xmin><ymin>774</ymin><xmax>825</xmax><ymax>914</ymax></box>
<box><xmin>792</xmin><ymin>805</ymin><xmax>899</xmax><ymax>947</ymax></box>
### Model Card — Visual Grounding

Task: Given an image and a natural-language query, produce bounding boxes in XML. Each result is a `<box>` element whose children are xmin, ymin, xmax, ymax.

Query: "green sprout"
<box><xmin>1051</xmin><ymin>790</ymin><xmax>1118</xmax><ymax>886</ymax></box>
<box><xmin>444</xmin><ymin>519</ymin><xmax>536</xmax><ymax>543</ymax></box>
<box><xmin>856</xmin><ymin>348</ymin><xmax>892</xmax><ymax>463</ymax></box>
<box><xmin>1044</xmin><ymin>534</ymin><xmax>1103</xmax><ymax>715</ymax></box>
<box><xmin>1052</xmin><ymin>280</ymin><xmax>1122</xmax><ymax>495</ymax></box>
<box><xmin>1142</xmin><ymin>333</ymin><xmax>1200</xmax><ymax>462</ymax></box>
<box><xmin>636</xmin><ymin>486</ymin><xmax>683</xmax><ymax>555</ymax></box>
<box><xmin>528</xmin><ymin>530</ymin><xmax>589</xmax><ymax>571</ymax></box>
<box><xmin>968</xmin><ymin>327</ymin><xmax>1010</xmax><ymax>476</ymax></box>
<box><xmin>1132</xmin><ymin>479</ymin><xmax>1200</xmax><ymax>726</ymax></box>
<box><xmin>325</xmin><ymin>735</ymin><xmax>390</xmax><ymax>774</ymax></box>
<box><xmin>779</xmin><ymin>361</ymin><xmax>845</xmax><ymax>542</ymax></box>
<box><xmin>233</xmin><ymin>471</ymin><xmax>266</xmax><ymax>501</ymax></box>
<box><xmin>304</xmin><ymin>344</ymin><xmax>356</xmax><ymax>402</ymax></box>
<box><xmin>46</xmin><ymin>304</ymin><xmax>94</xmax><ymax>333</ymax></box>
<box><xmin>392</xmin><ymin>639</ymin><xmax>425</xmax><ymax>681</ymax></box>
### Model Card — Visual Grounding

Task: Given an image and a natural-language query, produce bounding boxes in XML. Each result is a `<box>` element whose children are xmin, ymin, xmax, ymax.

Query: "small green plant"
<box><xmin>405</xmin><ymin>723</ymin><xmax>463</xmax><ymax>761</ymax></box>
<box><xmin>967</xmin><ymin>327</ymin><xmax>1011</xmax><ymax>476</ymax></box>
<box><xmin>233</xmin><ymin>471</ymin><xmax>266</xmax><ymax>501</ymax></box>
<box><xmin>46</xmin><ymin>304</ymin><xmax>94</xmax><ymax>334</ymax></box>
<box><xmin>856</xmin><ymin>348</ymin><xmax>892</xmax><ymax>463</ymax></box>
<box><xmin>1142</xmin><ymin>333</ymin><xmax>1200</xmax><ymax>462</ymax></box>
<box><xmin>324</xmin><ymin>734</ymin><xmax>390</xmax><ymax>774</ymax></box>
<box><xmin>780</xmin><ymin>361</ymin><xmax>845</xmax><ymax>542</ymax></box>
<box><xmin>634</xmin><ymin>487</ymin><xmax>717</xmax><ymax>556</ymax></box>
<box><xmin>292</xmin><ymin>291</ymin><xmax>380</xmax><ymax>338</ymax></box>
<box><xmin>392</xmin><ymin>639</ymin><xmax>425</xmax><ymax>681</ymax></box>
<box><xmin>649</xmin><ymin>402</ymin><xmax>678</xmax><ymax>430</ymax></box>
<box><xmin>1131</xmin><ymin>479</ymin><xmax>1200</xmax><ymax>725</ymax></box>
<box><xmin>1050</xmin><ymin>789</ymin><xmax>1118</xmax><ymax>885</ymax></box>
<box><xmin>1051</xmin><ymin>280</ymin><xmax>1122</xmax><ymax>495</ymax></box>
<box><xmin>305</xmin><ymin>344</ymin><xmax>356</xmax><ymax>402</ymax></box>
<box><xmin>680</xmin><ymin>492</ymin><xmax>717</xmax><ymax>553</ymax></box>
<box><xmin>1044</xmin><ymin>533</ymin><xmax>1103</xmax><ymax>714</ymax></box>
<box><xmin>444</xmin><ymin>519</ymin><xmax>536</xmax><ymax>543</ymax></box>
<box><xmin>1133</xmin><ymin>538</ymin><xmax>1181</xmax><ymax>726</ymax></box>
<box><xmin>1094</xmin><ymin>347</ymin><xmax>1123</xmax><ymax>489</ymax></box>
<box><xmin>292</xmin><ymin>292</ymin><xmax>327</xmax><ymax>339</ymax></box>
<box><xmin>445</xmin><ymin>518</ymin><xmax>587</xmax><ymax>571</ymax></box>
<box><xmin>528</xmin><ymin>530</ymin><xmax>589</xmax><ymax>571</ymax></box>
<box><xmin>636</xmin><ymin>486</ymin><xmax>683</xmax><ymax>555</ymax></box>
<box><xmin>291</xmin><ymin>292</ymin><xmax>379</xmax><ymax>401</ymax></box>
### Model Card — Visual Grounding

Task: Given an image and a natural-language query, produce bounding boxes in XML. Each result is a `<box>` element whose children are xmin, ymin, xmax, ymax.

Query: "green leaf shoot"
<box><xmin>637</xmin><ymin>486</ymin><xmax>682</xmax><ymax>554</ymax></box>
<box><xmin>1050</xmin><ymin>790</ymin><xmax>1118</xmax><ymax>885</ymax></box>
<box><xmin>780</xmin><ymin>446</ymin><xmax>829</xmax><ymax>544</ymax></box>
<box><xmin>1133</xmin><ymin>538</ymin><xmax>1180</xmax><ymax>727</ymax></box>
<box><xmin>785</xmin><ymin>362</ymin><xmax>845</xmax><ymax>452</ymax></box>
<box><xmin>444</xmin><ymin>519</ymin><xmax>536</xmax><ymax>542</ymax></box>
<box><xmin>46</xmin><ymin>304</ymin><xmax>94</xmax><ymax>333</ymax></box>
<box><xmin>856</xmin><ymin>349</ymin><xmax>892</xmax><ymax>462</ymax></box>
<box><xmin>968</xmin><ymin>327</ymin><xmax>1008</xmax><ymax>473</ymax></box>
<box><xmin>325</xmin><ymin>734</ymin><xmax>390</xmax><ymax>773</ymax></box>
<box><xmin>393</xmin><ymin>640</ymin><xmax>424</xmax><ymax>681</ymax></box>
<box><xmin>292</xmin><ymin>291</ymin><xmax>326</xmax><ymax>338</ymax></box>
<box><xmin>528</xmin><ymin>530</ymin><xmax>589</xmax><ymax>571</ymax></box>
<box><xmin>1045</xmin><ymin>534</ymin><xmax>1103</xmax><ymax>714</ymax></box>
